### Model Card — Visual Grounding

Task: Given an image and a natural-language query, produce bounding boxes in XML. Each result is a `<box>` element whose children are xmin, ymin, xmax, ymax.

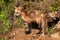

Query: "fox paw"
<box><xmin>25</xmin><ymin>31</ymin><xmax>31</xmax><ymax>34</ymax></box>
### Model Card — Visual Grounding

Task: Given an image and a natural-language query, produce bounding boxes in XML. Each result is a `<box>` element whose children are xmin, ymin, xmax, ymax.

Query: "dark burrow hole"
<box><xmin>48</xmin><ymin>17</ymin><xmax>59</xmax><ymax>28</ymax></box>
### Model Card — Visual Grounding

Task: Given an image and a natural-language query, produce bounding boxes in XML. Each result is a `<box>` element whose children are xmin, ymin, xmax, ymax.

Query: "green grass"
<box><xmin>0</xmin><ymin>0</ymin><xmax>14</xmax><ymax>34</ymax></box>
<box><xmin>0</xmin><ymin>0</ymin><xmax>24</xmax><ymax>34</ymax></box>
<box><xmin>49</xmin><ymin>1</ymin><xmax>60</xmax><ymax>11</ymax></box>
<box><xmin>0</xmin><ymin>37</ymin><xmax>6</xmax><ymax>40</ymax></box>
<box><xmin>46</xmin><ymin>23</ymin><xmax>56</xmax><ymax>35</ymax></box>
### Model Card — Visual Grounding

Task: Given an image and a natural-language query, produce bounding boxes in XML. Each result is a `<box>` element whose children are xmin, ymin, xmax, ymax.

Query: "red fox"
<box><xmin>14</xmin><ymin>7</ymin><xmax>58</xmax><ymax>36</ymax></box>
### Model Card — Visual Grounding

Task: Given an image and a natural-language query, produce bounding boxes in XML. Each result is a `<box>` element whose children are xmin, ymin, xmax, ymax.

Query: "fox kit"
<box><xmin>48</xmin><ymin>11</ymin><xmax>60</xmax><ymax>20</ymax></box>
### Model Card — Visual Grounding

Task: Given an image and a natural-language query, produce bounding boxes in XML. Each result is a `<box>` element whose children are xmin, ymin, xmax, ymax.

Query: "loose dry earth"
<box><xmin>0</xmin><ymin>21</ymin><xmax>60</xmax><ymax>40</ymax></box>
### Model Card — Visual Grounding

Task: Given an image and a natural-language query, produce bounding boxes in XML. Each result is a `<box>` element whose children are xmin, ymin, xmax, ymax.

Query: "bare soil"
<box><xmin>7</xmin><ymin>25</ymin><xmax>60</xmax><ymax>40</ymax></box>
<box><xmin>8</xmin><ymin>28</ymin><xmax>60</xmax><ymax>40</ymax></box>
<box><xmin>1</xmin><ymin>22</ymin><xmax>60</xmax><ymax>40</ymax></box>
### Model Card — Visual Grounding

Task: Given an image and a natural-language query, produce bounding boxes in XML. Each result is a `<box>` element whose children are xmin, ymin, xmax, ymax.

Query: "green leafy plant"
<box><xmin>0</xmin><ymin>0</ymin><xmax>14</xmax><ymax>34</ymax></box>
<box><xmin>46</xmin><ymin>23</ymin><xmax>56</xmax><ymax>35</ymax></box>
<box><xmin>0</xmin><ymin>37</ymin><xmax>6</xmax><ymax>40</ymax></box>
<box><xmin>49</xmin><ymin>1</ymin><xmax>60</xmax><ymax>11</ymax></box>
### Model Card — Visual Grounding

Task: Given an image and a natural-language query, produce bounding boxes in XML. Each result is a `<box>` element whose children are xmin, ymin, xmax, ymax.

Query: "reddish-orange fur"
<box><xmin>14</xmin><ymin>7</ymin><xmax>48</xmax><ymax>36</ymax></box>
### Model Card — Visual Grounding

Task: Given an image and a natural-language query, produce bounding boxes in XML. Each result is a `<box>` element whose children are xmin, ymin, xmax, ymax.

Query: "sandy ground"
<box><xmin>8</xmin><ymin>27</ymin><xmax>60</xmax><ymax>40</ymax></box>
<box><xmin>1</xmin><ymin>21</ymin><xmax>60</xmax><ymax>40</ymax></box>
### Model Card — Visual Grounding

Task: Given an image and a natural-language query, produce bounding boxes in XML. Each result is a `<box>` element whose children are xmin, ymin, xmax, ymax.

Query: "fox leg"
<box><xmin>36</xmin><ymin>24</ymin><xmax>42</xmax><ymax>34</ymax></box>
<box><xmin>41</xmin><ymin>17</ymin><xmax>48</xmax><ymax>36</ymax></box>
<box><xmin>25</xmin><ymin>23</ymin><xmax>32</xmax><ymax>34</ymax></box>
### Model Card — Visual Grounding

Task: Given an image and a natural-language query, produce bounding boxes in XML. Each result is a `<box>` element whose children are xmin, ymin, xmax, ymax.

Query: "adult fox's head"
<box><xmin>14</xmin><ymin>7</ymin><xmax>24</xmax><ymax>17</ymax></box>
